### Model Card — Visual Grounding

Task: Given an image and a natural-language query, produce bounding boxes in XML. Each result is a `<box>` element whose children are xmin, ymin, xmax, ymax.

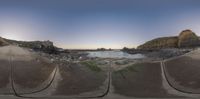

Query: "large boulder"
<box><xmin>178</xmin><ymin>30</ymin><xmax>200</xmax><ymax>48</ymax></box>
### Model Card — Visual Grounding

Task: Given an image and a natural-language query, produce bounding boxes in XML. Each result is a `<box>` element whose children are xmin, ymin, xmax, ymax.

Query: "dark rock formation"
<box><xmin>0</xmin><ymin>37</ymin><xmax>9</xmax><ymax>46</ymax></box>
<box><xmin>121</xmin><ymin>47</ymin><xmax>142</xmax><ymax>54</ymax></box>
<box><xmin>22</xmin><ymin>40</ymin><xmax>57</xmax><ymax>54</ymax></box>
<box><xmin>97</xmin><ymin>48</ymin><xmax>106</xmax><ymax>51</ymax></box>
<box><xmin>2</xmin><ymin>38</ymin><xmax>57</xmax><ymax>54</ymax></box>
<box><xmin>122</xmin><ymin>47</ymin><xmax>134</xmax><ymax>51</ymax></box>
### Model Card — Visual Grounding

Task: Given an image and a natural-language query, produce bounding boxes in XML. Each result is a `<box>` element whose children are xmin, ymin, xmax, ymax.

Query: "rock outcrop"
<box><xmin>178</xmin><ymin>30</ymin><xmax>200</xmax><ymax>47</ymax></box>
<box><xmin>137</xmin><ymin>37</ymin><xmax>178</xmax><ymax>50</ymax></box>
<box><xmin>137</xmin><ymin>29</ymin><xmax>200</xmax><ymax>50</ymax></box>
<box><xmin>0</xmin><ymin>37</ymin><xmax>9</xmax><ymax>46</ymax></box>
<box><xmin>18</xmin><ymin>40</ymin><xmax>56</xmax><ymax>53</ymax></box>
<box><xmin>2</xmin><ymin>38</ymin><xmax>57</xmax><ymax>54</ymax></box>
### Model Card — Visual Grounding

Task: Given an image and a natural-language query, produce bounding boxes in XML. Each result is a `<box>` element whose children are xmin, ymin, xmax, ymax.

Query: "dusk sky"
<box><xmin>1</xmin><ymin>0</ymin><xmax>200</xmax><ymax>49</ymax></box>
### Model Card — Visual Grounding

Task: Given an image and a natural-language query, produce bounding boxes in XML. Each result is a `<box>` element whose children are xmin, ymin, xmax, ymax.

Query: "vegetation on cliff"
<box><xmin>137</xmin><ymin>37</ymin><xmax>178</xmax><ymax>50</ymax></box>
<box><xmin>137</xmin><ymin>29</ymin><xmax>200</xmax><ymax>50</ymax></box>
<box><xmin>178</xmin><ymin>30</ymin><xmax>199</xmax><ymax>47</ymax></box>
<box><xmin>1</xmin><ymin>37</ymin><xmax>57</xmax><ymax>54</ymax></box>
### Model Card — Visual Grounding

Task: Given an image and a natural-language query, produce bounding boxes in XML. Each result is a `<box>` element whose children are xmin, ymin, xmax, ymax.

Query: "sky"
<box><xmin>1</xmin><ymin>0</ymin><xmax>200</xmax><ymax>49</ymax></box>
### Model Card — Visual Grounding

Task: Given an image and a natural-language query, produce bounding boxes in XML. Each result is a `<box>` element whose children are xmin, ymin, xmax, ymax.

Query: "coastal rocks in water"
<box><xmin>122</xmin><ymin>47</ymin><xmax>135</xmax><ymax>52</ymax></box>
<box><xmin>145</xmin><ymin>48</ymin><xmax>191</xmax><ymax>59</ymax></box>
<box><xmin>97</xmin><ymin>48</ymin><xmax>112</xmax><ymax>51</ymax></box>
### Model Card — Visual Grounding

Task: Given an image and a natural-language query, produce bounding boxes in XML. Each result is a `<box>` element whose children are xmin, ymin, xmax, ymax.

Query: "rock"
<box><xmin>178</xmin><ymin>29</ymin><xmax>200</xmax><ymax>48</ymax></box>
<box><xmin>3</xmin><ymin>37</ymin><xmax>57</xmax><ymax>54</ymax></box>
<box><xmin>97</xmin><ymin>48</ymin><xmax>106</xmax><ymax>51</ymax></box>
<box><xmin>137</xmin><ymin>29</ymin><xmax>200</xmax><ymax>50</ymax></box>
<box><xmin>144</xmin><ymin>48</ymin><xmax>191</xmax><ymax>59</ymax></box>
<box><xmin>137</xmin><ymin>37</ymin><xmax>178</xmax><ymax>50</ymax></box>
<box><xmin>50</xmin><ymin>58</ymin><xmax>54</xmax><ymax>62</ymax></box>
<box><xmin>0</xmin><ymin>37</ymin><xmax>9</xmax><ymax>46</ymax></box>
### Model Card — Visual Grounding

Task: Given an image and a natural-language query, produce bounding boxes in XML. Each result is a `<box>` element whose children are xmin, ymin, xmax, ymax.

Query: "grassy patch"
<box><xmin>81</xmin><ymin>61</ymin><xmax>102</xmax><ymax>72</ymax></box>
<box><xmin>115</xmin><ymin>63</ymin><xmax>143</xmax><ymax>74</ymax></box>
<box><xmin>115</xmin><ymin>61</ymin><xmax>128</xmax><ymax>65</ymax></box>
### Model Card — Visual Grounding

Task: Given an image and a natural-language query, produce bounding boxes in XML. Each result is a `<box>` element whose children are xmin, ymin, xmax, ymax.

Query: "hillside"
<box><xmin>1</xmin><ymin>37</ymin><xmax>58</xmax><ymax>54</ymax></box>
<box><xmin>137</xmin><ymin>36</ymin><xmax>178</xmax><ymax>50</ymax></box>
<box><xmin>0</xmin><ymin>37</ymin><xmax>9</xmax><ymax>46</ymax></box>
<box><xmin>137</xmin><ymin>30</ymin><xmax>200</xmax><ymax>50</ymax></box>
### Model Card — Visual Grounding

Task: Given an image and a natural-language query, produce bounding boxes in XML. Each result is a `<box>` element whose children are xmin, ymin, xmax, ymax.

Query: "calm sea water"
<box><xmin>87</xmin><ymin>51</ymin><xmax>146</xmax><ymax>59</ymax></box>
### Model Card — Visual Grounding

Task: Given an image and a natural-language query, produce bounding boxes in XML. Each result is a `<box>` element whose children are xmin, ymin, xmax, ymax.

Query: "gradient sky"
<box><xmin>1</xmin><ymin>0</ymin><xmax>200</xmax><ymax>49</ymax></box>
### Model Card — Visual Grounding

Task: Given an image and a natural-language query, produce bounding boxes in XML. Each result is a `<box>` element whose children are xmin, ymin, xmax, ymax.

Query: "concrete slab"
<box><xmin>0</xmin><ymin>58</ymin><xmax>12</xmax><ymax>94</ymax></box>
<box><xmin>12</xmin><ymin>55</ymin><xmax>56</xmax><ymax>94</ymax></box>
<box><xmin>164</xmin><ymin>55</ymin><xmax>200</xmax><ymax>93</ymax></box>
<box><xmin>0</xmin><ymin>46</ymin><xmax>14</xmax><ymax>94</ymax></box>
<box><xmin>0</xmin><ymin>45</ymin><xmax>56</xmax><ymax>95</ymax></box>
<box><xmin>20</xmin><ymin>61</ymin><xmax>109</xmax><ymax>98</ymax></box>
<box><xmin>112</xmin><ymin>62</ymin><xmax>176</xmax><ymax>98</ymax></box>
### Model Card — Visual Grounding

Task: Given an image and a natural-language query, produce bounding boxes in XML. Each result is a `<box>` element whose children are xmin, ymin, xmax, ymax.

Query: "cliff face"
<box><xmin>0</xmin><ymin>37</ymin><xmax>9</xmax><ymax>46</ymax></box>
<box><xmin>137</xmin><ymin>30</ymin><xmax>200</xmax><ymax>50</ymax></box>
<box><xmin>137</xmin><ymin>37</ymin><xmax>178</xmax><ymax>50</ymax></box>
<box><xmin>178</xmin><ymin>30</ymin><xmax>200</xmax><ymax>47</ymax></box>
<box><xmin>2</xmin><ymin>38</ymin><xmax>57</xmax><ymax>54</ymax></box>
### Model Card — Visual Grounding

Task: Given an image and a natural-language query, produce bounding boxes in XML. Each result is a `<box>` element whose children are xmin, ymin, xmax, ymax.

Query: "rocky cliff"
<box><xmin>2</xmin><ymin>38</ymin><xmax>57</xmax><ymax>54</ymax></box>
<box><xmin>0</xmin><ymin>37</ymin><xmax>9</xmax><ymax>46</ymax></box>
<box><xmin>137</xmin><ymin>30</ymin><xmax>200</xmax><ymax>50</ymax></box>
<box><xmin>178</xmin><ymin>30</ymin><xmax>200</xmax><ymax>47</ymax></box>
